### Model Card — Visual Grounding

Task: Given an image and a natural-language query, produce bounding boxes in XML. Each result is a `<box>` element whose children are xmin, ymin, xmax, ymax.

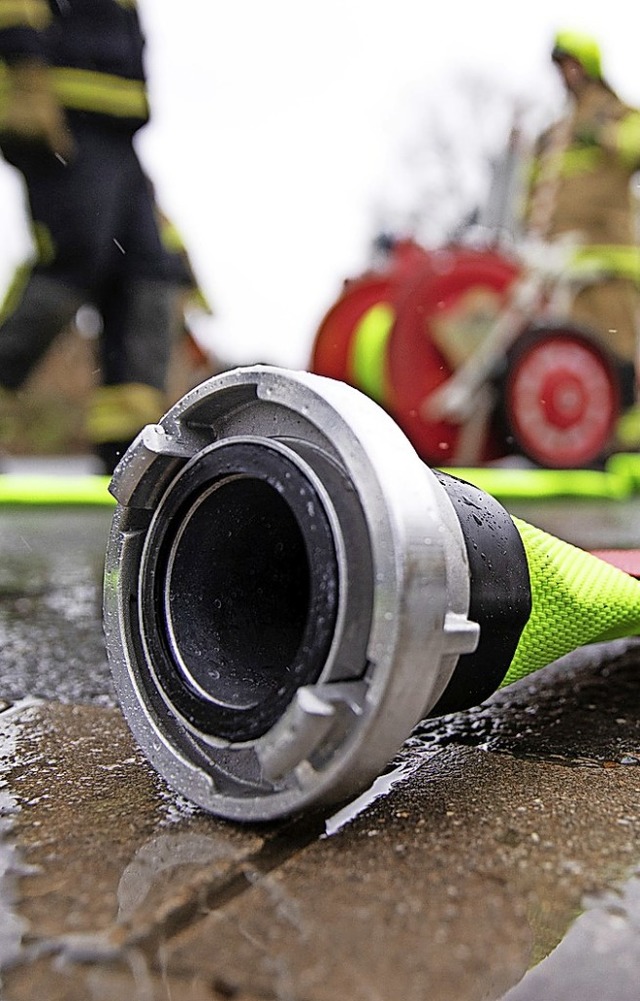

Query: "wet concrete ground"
<box><xmin>1</xmin><ymin>493</ymin><xmax>640</xmax><ymax>999</ymax></box>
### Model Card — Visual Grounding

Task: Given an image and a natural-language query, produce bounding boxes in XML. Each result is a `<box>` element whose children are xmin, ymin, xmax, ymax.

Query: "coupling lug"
<box><xmin>256</xmin><ymin>687</ymin><xmax>337</xmax><ymax>782</ymax></box>
<box><xmin>442</xmin><ymin>611</ymin><xmax>481</xmax><ymax>655</ymax></box>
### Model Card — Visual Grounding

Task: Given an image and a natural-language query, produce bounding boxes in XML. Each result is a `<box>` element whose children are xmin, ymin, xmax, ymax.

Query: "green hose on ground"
<box><xmin>504</xmin><ymin>517</ymin><xmax>640</xmax><ymax>686</ymax></box>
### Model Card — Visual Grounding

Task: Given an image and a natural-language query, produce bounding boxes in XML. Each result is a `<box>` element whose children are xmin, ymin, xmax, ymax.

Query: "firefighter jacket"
<box><xmin>0</xmin><ymin>0</ymin><xmax>150</xmax><ymax>133</ymax></box>
<box><xmin>527</xmin><ymin>79</ymin><xmax>640</xmax><ymax>283</ymax></box>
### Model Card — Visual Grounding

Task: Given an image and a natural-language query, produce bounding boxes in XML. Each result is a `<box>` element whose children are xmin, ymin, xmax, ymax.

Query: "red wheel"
<box><xmin>309</xmin><ymin>239</ymin><xmax>432</xmax><ymax>387</ymax></box>
<box><xmin>503</xmin><ymin>326</ymin><xmax>621</xmax><ymax>468</ymax></box>
<box><xmin>386</xmin><ymin>246</ymin><xmax>520</xmax><ymax>464</ymax></box>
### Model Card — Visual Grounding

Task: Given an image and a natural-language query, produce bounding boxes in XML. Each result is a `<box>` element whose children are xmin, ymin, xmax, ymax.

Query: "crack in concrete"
<box><xmin>1</xmin><ymin>810</ymin><xmax>329</xmax><ymax>982</ymax></box>
<box><xmin>121</xmin><ymin>814</ymin><xmax>327</xmax><ymax>956</ymax></box>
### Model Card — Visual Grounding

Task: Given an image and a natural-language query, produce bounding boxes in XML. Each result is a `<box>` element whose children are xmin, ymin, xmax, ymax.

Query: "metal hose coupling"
<box><xmin>103</xmin><ymin>366</ymin><xmax>640</xmax><ymax>822</ymax></box>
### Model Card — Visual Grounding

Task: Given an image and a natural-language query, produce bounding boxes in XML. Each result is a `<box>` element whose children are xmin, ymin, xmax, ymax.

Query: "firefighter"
<box><xmin>0</xmin><ymin>0</ymin><xmax>178</xmax><ymax>472</ymax></box>
<box><xmin>525</xmin><ymin>30</ymin><xmax>640</xmax><ymax>424</ymax></box>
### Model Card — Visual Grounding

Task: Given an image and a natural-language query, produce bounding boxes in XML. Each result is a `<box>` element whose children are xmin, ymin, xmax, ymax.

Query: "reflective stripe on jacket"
<box><xmin>0</xmin><ymin>0</ymin><xmax>149</xmax><ymax>126</ymax></box>
<box><xmin>526</xmin><ymin>80</ymin><xmax>640</xmax><ymax>267</ymax></box>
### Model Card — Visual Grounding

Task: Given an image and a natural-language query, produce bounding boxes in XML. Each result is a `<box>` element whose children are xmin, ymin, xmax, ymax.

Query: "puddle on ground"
<box><xmin>0</xmin><ymin>702</ymin><xmax>41</xmax><ymax>983</ymax></box>
<box><xmin>0</xmin><ymin>792</ymin><xmax>28</xmax><ymax>978</ymax></box>
<box><xmin>324</xmin><ymin>757</ymin><xmax>428</xmax><ymax>837</ymax></box>
<box><xmin>116</xmin><ymin>832</ymin><xmax>245</xmax><ymax>924</ymax></box>
<box><xmin>1</xmin><ymin>698</ymin><xmax>640</xmax><ymax>999</ymax></box>
<box><xmin>501</xmin><ymin>872</ymin><xmax>640</xmax><ymax>1001</ymax></box>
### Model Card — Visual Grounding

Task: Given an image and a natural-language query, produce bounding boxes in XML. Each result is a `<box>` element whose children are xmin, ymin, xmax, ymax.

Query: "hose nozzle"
<box><xmin>103</xmin><ymin>367</ymin><xmax>640</xmax><ymax>821</ymax></box>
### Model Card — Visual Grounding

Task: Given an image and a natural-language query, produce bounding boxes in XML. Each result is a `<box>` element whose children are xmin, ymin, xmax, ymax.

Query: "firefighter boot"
<box><xmin>87</xmin><ymin>382</ymin><xmax>167</xmax><ymax>474</ymax></box>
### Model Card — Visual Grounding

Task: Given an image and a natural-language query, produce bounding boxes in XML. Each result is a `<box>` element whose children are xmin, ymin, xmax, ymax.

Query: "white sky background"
<box><xmin>0</xmin><ymin>1</ymin><xmax>639</xmax><ymax>369</ymax></box>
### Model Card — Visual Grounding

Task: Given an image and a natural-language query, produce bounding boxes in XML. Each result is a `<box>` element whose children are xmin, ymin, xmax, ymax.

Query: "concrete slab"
<box><xmin>164</xmin><ymin>748</ymin><xmax>640</xmax><ymax>1001</ymax></box>
<box><xmin>155</xmin><ymin>641</ymin><xmax>640</xmax><ymax>1001</ymax></box>
<box><xmin>0</xmin><ymin>701</ymin><xmax>266</xmax><ymax>999</ymax></box>
<box><xmin>1</xmin><ymin>502</ymin><xmax>640</xmax><ymax>999</ymax></box>
<box><xmin>2</xmin><ymin>640</ymin><xmax>640</xmax><ymax>1000</ymax></box>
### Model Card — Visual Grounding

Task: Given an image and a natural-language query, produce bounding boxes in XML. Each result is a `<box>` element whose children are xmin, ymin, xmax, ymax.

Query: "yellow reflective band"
<box><xmin>347</xmin><ymin>302</ymin><xmax>394</xmax><ymax>404</ymax></box>
<box><xmin>559</xmin><ymin>146</ymin><xmax>602</xmax><ymax>176</ymax></box>
<box><xmin>50</xmin><ymin>67</ymin><xmax>148</xmax><ymax>119</ymax></box>
<box><xmin>86</xmin><ymin>383</ymin><xmax>166</xmax><ymax>444</ymax></box>
<box><xmin>570</xmin><ymin>244</ymin><xmax>640</xmax><ymax>282</ymax></box>
<box><xmin>616</xmin><ymin>111</ymin><xmax>640</xmax><ymax>170</ymax></box>
<box><xmin>0</xmin><ymin>0</ymin><xmax>51</xmax><ymax>30</ymax></box>
<box><xmin>0</xmin><ymin>260</ymin><xmax>32</xmax><ymax>323</ymax></box>
<box><xmin>530</xmin><ymin>146</ymin><xmax>600</xmax><ymax>186</ymax></box>
<box><xmin>160</xmin><ymin>218</ymin><xmax>186</xmax><ymax>254</ymax></box>
<box><xmin>31</xmin><ymin>220</ymin><xmax>55</xmax><ymax>266</ymax></box>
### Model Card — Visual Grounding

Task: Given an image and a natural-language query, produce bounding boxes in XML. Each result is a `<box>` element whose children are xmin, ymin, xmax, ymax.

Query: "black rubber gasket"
<box><xmin>429</xmin><ymin>471</ymin><xmax>532</xmax><ymax>715</ymax></box>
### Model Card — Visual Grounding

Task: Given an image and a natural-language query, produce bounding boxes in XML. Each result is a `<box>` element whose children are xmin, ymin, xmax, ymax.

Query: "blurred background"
<box><xmin>0</xmin><ymin>0</ymin><xmax>638</xmax><ymax>464</ymax></box>
<box><xmin>1</xmin><ymin>0</ymin><xmax>637</xmax><ymax>372</ymax></box>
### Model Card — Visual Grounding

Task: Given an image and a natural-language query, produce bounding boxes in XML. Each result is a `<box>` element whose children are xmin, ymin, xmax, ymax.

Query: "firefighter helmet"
<box><xmin>551</xmin><ymin>30</ymin><xmax>603</xmax><ymax>79</ymax></box>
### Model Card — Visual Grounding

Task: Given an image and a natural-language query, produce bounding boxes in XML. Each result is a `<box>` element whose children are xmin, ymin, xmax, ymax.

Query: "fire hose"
<box><xmin>103</xmin><ymin>366</ymin><xmax>640</xmax><ymax>822</ymax></box>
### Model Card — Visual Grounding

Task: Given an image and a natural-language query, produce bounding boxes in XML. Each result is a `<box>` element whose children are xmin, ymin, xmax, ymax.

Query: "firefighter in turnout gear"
<box><xmin>525</xmin><ymin>30</ymin><xmax>640</xmax><ymax>420</ymax></box>
<box><xmin>0</xmin><ymin>0</ymin><xmax>178</xmax><ymax>472</ymax></box>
